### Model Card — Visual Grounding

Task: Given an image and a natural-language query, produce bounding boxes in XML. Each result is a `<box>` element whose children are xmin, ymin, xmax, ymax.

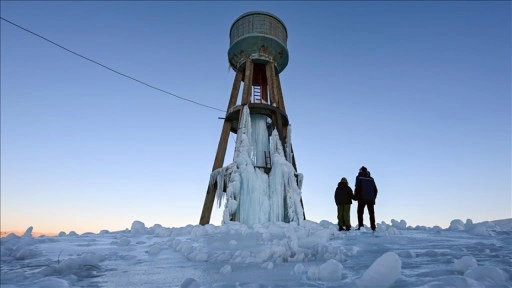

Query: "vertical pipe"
<box><xmin>241</xmin><ymin>59</ymin><xmax>254</xmax><ymax>105</ymax></box>
<box><xmin>200</xmin><ymin>70</ymin><xmax>243</xmax><ymax>225</ymax></box>
<box><xmin>274</xmin><ymin>72</ymin><xmax>288</xmax><ymax>152</ymax></box>
<box><xmin>275</xmin><ymin>73</ymin><xmax>286</xmax><ymax>114</ymax></box>
<box><xmin>261</xmin><ymin>82</ymin><xmax>268</xmax><ymax>104</ymax></box>
<box><xmin>269</xmin><ymin>69</ymin><xmax>288</xmax><ymax>156</ymax></box>
<box><xmin>266</xmin><ymin>62</ymin><xmax>278</xmax><ymax>106</ymax></box>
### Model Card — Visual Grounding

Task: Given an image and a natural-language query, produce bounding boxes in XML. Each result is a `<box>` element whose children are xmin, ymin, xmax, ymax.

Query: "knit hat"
<box><xmin>341</xmin><ymin>177</ymin><xmax>348</xmax><ymax>184</ymax></box>
<box><xmin>360</xmin><ymin>166</ymin><xmax>368</xmax><ymax>173</ymax></box>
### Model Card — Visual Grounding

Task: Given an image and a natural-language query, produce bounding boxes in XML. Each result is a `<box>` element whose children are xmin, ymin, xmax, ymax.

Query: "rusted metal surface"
<box><xmin>228</xmin><ymin>11</ymin><xmax>289</xmax><ymax>74</ymax></box>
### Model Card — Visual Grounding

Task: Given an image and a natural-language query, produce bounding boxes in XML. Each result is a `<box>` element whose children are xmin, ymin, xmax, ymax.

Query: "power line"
<box><xmin>0</xmin><ymin>16</ymin><xmax>226</xmax><ymax>113</ymax></box>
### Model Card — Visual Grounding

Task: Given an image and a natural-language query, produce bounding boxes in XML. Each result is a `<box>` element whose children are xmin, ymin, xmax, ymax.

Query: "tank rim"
<box><xmin>229</xmin><ymin>11</ymin><xmax>288</xmax><ymax>37</ymax></box>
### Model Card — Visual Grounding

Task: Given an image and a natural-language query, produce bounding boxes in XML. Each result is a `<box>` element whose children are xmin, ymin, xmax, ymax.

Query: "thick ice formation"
<box><xmin>212</xmin><ymin>105</ymin><xmax>304</xmax><ymax>225</ymax></box>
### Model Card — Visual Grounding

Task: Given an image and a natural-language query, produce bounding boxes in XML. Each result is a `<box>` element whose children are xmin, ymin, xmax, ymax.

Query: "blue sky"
<box><xmin>1</xmin><ymin>1</ymin><xmax>510</xmax><ymax>234</ymax></box>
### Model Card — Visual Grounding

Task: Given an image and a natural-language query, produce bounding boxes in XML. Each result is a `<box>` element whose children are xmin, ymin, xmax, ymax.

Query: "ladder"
<box><xmin>264</xmin><ymin>151</ymin><xmax>271</xmax><ymax>168</ymax></box>
<box><xmin>253</xmin><ymin>86</ymin><xmax>261</xmax><ymax>103</ymax></box>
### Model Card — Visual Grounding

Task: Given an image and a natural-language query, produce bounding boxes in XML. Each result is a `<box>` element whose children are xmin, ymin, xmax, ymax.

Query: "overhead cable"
<box><xmin>0</xmin><ymin>16</ymin><xmax>225</xmax><ymax>113</ymax></box>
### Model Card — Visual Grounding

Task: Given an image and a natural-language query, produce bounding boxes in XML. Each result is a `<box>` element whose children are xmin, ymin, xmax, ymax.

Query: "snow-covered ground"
<box><xmin>1</xmin><ymin>218</ymin><xmax>511</xmax><ymax>288</ymax></box>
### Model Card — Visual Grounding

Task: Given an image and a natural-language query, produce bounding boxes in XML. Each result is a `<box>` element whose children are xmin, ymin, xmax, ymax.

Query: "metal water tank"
<box><xmin>228</xmin><ymin>11</ymin><xmax>289</xmax><ymax>74</ymax></box>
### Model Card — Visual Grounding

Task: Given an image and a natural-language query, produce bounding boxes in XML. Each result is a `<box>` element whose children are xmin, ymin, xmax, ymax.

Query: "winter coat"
<box><xmin>354</xmin><ymin>171</ymin><xmax>378</xmax><ymax>204</ymax></box>
<box><xmin>334</xmin><ymin>181</ymin><xmax>354</xmax><ymax>206</ymax></box>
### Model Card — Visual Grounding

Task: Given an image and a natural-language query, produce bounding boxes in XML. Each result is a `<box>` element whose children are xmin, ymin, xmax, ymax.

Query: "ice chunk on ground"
<box><xmin>469</xmin><ymin>221</ymin><xmax>497</xmax><ymax>236</ymax></box>
<box><xmin>391</xmin><ymin>219</ymin><xmax>407</xmax><ymax>230</ymax></box>
<box><xmin>317</xmin><ymin>259</ymin><xmax>343</xmax><ymax>281</ymax></box>
<box><xmin>357</xmin><ymin>252</ymin><xmax>401</xmax><ymax>287</ymax></box>
<box><xmin>294</xmin><ymin>263</ymin><xmax>306</xmax><ymax>275</ymax></box>
<box><xmin>131</xmin><ymin>220</ymin><xmax>147</xmax><ymax>235</ymax></box>
<box><xmin>220</xmin><ymin>265</ymin><xmax>232</xmax><ymax>274</ymax></box>
<box><xmin>180</xmin><ymin>278</ymin><xmax>200</xmax><ymax>288</ymax></box>
<box><xmin>261</xmin><ymin>261</ymin><xmax>274</xmax><ymax>269</ymax></box>
<box><xmin>448</xmin><ymin>219</ymin><xmax>465</xmax><ymax>231</ymax></box>
<box><xmin>22</xmin><ymin>226</ymin><xmax>34</xmax><ymax>238</ymax></box>
<box><xmin>397</xmin><ymin>250</ymin><xmax>416</xmax><ymax>258</ymax></box>
<box><xmin>453</xmin><ymin>255</ymin><xmax>477</xmax><ymax>272</ymax></box>
<box><xmin>465</xmin><ymin>219</ymin><xmax>475</xmax><ymax>230</ymax></box>
<box><xmin>464</xmin><ymin>266</ymin><xmax>508</xmax><ymax>287</ymax></box>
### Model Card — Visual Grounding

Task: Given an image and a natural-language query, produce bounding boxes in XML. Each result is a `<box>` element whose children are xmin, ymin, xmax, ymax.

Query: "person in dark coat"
<box><xmin>334</xmin><ymin>177</ymin><xmax>355</xmax><ymax>231</ymax></box>
<box><xmin>354</xmin><ymin>166</ymin><xmax>378</xmax><ymax>231</ymax></box>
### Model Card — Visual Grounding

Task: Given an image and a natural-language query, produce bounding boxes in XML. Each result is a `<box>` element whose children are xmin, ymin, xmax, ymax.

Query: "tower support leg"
<box><xmin>199</xmin><ymin>70</ymin><xmax>243</xmax><ymax>225</ymax></box>
<box><xmin>275</xmin><ymin>73</ymin><xmax>286</xmax><ymax>114</ymax></box>
<box><xmin>265</xmin><ymin>62</ymin><xmax>278</xmax><ymax>106</ymax></box>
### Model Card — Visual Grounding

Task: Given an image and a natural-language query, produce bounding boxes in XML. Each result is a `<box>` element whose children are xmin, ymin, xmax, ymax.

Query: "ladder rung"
<box><xmin>264</xmin><ymin>151</ymin><xmax>271</xmax><ymax>168</ymax></box>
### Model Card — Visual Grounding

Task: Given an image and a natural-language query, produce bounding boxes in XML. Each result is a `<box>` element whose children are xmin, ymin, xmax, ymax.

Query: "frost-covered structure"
<box><xmin>199</xmin><ymin>11</ymin><xmax>305</xmax><ymax>225</ymax></box>
<box><xmin>211</xmin><ymin>106</ymin><xmax>304</xmax><ymax>225</ymax></box>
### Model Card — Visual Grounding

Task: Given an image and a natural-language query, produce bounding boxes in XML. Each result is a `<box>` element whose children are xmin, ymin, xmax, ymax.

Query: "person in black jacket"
<box><xmin>334</xmin><ymin>177</ymin><xmax>355</xmax><ymax>231</ymax></box>
<box><xmin>354</xmin><ymin>166</ymin><xmax>378</xmax><ymax>231</ymax></box>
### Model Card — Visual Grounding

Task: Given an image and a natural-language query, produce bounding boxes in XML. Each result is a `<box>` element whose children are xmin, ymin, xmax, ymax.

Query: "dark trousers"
<box><xmin>357</xmin><ymin>201</ymin><xmax>376</xmax><ymax>230</ymax></box>
<box><xmin>337</xmin><ymin>204</ymin><xmax>352</xmax><ymax>229</ymax></box>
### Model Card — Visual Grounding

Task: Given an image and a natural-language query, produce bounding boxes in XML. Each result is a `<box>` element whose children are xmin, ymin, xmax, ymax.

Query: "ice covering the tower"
<box><xmin>211</xmin><ymin>105</ymin><xmax>304</xmax><ymax>225</ymax></box>
<box><xmin>285</xmin><ymin>124</ymin><xmax>293</xmax><ymax>164</ymax></box>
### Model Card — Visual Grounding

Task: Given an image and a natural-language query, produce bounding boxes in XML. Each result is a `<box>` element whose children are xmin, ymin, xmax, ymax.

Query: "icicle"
<box><xmin>214</xmin><ymin>105</ymin><xmax>305</xmax><ymax>226</ymax></box>
<box><xmin>285</xmin><ymin>124</ymin><xmax>293</xmax><ymax>164</ymax></box>
<box><xmin>296</xmin><ymin>173</ymin><xmax>304</xmax><ymax>190</ymax></box>
<box><xmin>210</xmin><ymin>168</ymin><xmax>224</xmax><ymax>208</ymax></box>
<box><xmin>223</xmin><ymin>168</ymin><xmax>240</xmax><ymax>224</ymax></box>
<box><xmin>269</xmin><ymin>129</ymin><xmax>285</xmax><ymax>222</ymax></box>
<box><xmin>251</xmin><ymin>114</ymin><xmax>270</xmax><ymax>168</ymax></box>
<box><xmin>234</xmin><ymin>106</ymin><xmax>253</xmax><ymax>163</ymax></box>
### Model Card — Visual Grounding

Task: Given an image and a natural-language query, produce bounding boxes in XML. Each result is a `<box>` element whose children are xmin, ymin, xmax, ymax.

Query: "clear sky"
<box><xmin>1</xmin><ymin>1</ymin><xmax>510</xmax><ymax>234</ymax></box>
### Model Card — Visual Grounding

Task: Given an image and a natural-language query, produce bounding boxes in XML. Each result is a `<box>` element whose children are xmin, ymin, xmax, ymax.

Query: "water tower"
<box><xmin>200</xmin><ymin>11</ymin><xmax>305</xmax><ymax>225</ymax></box>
